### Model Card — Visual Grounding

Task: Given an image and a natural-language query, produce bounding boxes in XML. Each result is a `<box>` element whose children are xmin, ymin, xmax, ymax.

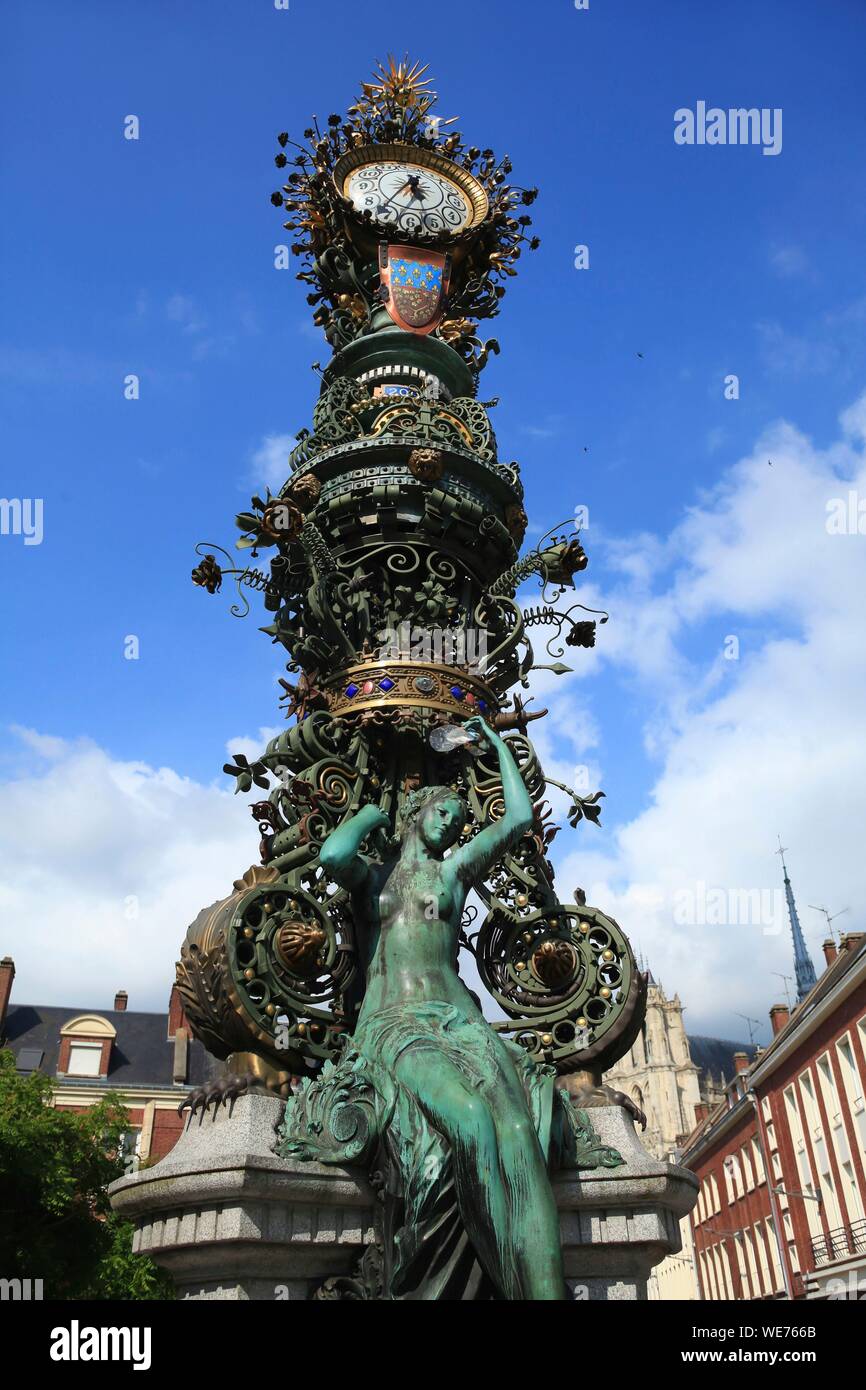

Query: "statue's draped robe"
<box><xmin>279</xmin><ymin>999</ymin><xmax>622</xmax><ymax>1300</ymax></box>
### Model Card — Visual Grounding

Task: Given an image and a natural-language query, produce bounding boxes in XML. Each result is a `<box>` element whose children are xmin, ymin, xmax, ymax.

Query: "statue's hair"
<box><xmin>396</xmin><ymin>785</ymin><xmax>466</xmax><ymax>837</ymax></box>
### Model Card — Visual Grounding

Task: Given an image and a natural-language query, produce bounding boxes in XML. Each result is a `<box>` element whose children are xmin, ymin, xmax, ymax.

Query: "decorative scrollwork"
<box><xmin>312</xmin><ymin>375</ymin><xmax>369</xmax><ymax>444</ymax></box>
<box><xmin>476</xmin><ymin>900</ymin><xmax>645</xmax><ymax>1073</ymax></box>
<box><xmin>278</xmin><ymin>1050</ymin><xmax>381</xmax><ymax>1167</ymax></box>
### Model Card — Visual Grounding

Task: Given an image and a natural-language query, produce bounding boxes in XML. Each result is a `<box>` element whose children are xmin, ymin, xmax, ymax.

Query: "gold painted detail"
<box><xmin>275</xmin><ymin>920</ymin><xmax>328</xmax><ymax>976</ymax></box>
<box><xmin>325</xmin><ymin>659</ymin><xmax>496</xmax><ymax>719</ymax></box>
<box><xmin>333</xmin><ymin>142</ymin><xmax>489</xmax><ymax>230</ymax></box>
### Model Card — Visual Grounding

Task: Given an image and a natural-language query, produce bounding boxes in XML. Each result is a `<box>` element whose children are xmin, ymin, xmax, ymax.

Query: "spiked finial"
<box><xmin>776</xmin><ymin>839</ymin><xmax>818</xmax><ymax>1004</ymax></box>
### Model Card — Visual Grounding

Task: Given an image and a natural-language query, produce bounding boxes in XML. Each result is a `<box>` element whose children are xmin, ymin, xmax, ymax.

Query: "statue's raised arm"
<box><xmin>450</xmin><ymin>715</ymin><xmax>534</xmax><ymax>885</ymax></box>
<box><xmin>318</xmin><ymin>802</ymin><xmax>389</xmax><ymax>891</ymax></box>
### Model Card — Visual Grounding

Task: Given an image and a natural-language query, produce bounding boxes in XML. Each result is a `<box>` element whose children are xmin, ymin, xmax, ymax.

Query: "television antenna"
<box><xmin>735</xmin><ymin>1012</ymin><xmax>763</xmax><ymax>1047</ymax></box>
<box><xmin>808</xmin><ymin>904</ymin><xmax>849</xmax><ymax>945</ymax></box>
<box><xmin>772</xmin><ymin>972</ymin><xmax>794</xmax><ymax>1011</ymax></box>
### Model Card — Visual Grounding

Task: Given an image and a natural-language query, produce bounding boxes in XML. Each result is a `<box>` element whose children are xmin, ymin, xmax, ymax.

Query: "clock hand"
<box><xmin>394</xmin><ymin>175</ymin><xmax>426</xmax><ymax>201</ymax></box>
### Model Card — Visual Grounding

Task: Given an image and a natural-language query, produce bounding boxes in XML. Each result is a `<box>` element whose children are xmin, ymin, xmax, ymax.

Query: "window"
<box><xmin>837</xmin><ymin>1033</ymin><xmax>866</xmax><ymax>1162</ymax></box>
<box><xmin>67</xmin><ymin>1042</ymin><xmax>103</xmax><ymax>1077</ymax></box>
<box><xmin>15</xmin><ymin>1048</ymin><xmax>43</xmax><ymax>1072</ymax></box>
<box><xmin>754</xmin><ymin>1222</ymin><xmax>773</xmax><ymax>1297</ymax></box>
<box><xmin>799</xmin><ymin>1069</ymin><xmax>844</xmax><ymax>1227</ymax></box>
<box><xmin>783</xmin><ymin>1210</ymin><xmax>801</xmax><ymax>1274</ymax></box>
<box><xmin>783</xmin><ymin>1085</ymin><xmax>824</xmax><ymax>1240</ymax></box>
<box><xmin>59</xmin><ymin>1014</ymin><xmax>115</xmax><ymax>1079</ymax></box>
<box><xmin>798</xmin><ymin>1070</ymin><xmax>822</xmax><ymax>1142</ymax></box>
<box><xmin>752</xmin><ymin>1137</ymin><xmax>766</xmax><ymax>1184</ymax></box>
<box><xmin>119</xmin><ymin>1129</ymin><xmax>142</xmax><ymax>1172</ymax></box>
<box><xmin>734</xmin><ymin>1233</ymin><xmax>750</xmax><ymax>1297</ymax></box>
<box><xmin>724</xmin><ymin>1153</ymin><xmax>744</xmax><ymax>1201</ymax></box>
<box><xmin>741</xmin><ymin>1144</ymin><xmax>755</xmax><ymax>1191</ymax></box>
<box><xmin>743</xmin><ymin>1229</ymin><xmax>761</xmax><ymax>1298</ymax></box>
<box><xmin>817</xmin><ymin>1049</ymin><xmax>864</xmax><ymax>1222</ymax></box>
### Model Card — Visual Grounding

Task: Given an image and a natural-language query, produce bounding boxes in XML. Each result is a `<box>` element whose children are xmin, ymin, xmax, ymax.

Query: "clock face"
<box><xmin>344</xmin><ymin>160</ymin><xmax>474</xmax><ymax>237</ymax></box>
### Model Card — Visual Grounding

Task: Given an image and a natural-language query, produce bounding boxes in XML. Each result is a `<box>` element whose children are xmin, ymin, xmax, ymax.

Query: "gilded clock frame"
<box><xmin>333</xmin><ymin>142</ymin><xmax>490</xmax><ymax>234</ymax></box>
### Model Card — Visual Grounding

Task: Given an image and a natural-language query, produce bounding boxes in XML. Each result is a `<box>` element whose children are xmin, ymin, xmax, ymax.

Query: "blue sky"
<box><xmin>2</xmin><ymin>0</ymin><xmax>866</xmax><ymax>1034</ymax></box>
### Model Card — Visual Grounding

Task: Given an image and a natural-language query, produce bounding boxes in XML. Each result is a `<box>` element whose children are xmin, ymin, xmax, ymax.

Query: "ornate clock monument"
<box><xmin>126</xmin><ymin>59</ymin><xmax>699</xmax><ymax>1302</ymax></box>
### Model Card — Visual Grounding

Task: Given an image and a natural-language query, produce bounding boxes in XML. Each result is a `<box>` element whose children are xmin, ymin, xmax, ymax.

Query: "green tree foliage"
<box><xmin>0</xmin><ymin>1049</ymin><xmax>173</xmax><ymax>1299</ymax></box>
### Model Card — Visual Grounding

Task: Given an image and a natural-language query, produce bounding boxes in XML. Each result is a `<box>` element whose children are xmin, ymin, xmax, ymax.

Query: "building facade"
<box><xmin>604</xmin><ymin>972</ymin><xmax>756</xmax><ymax>1298</ymax></box>
<box><xmin>681</xmin><ymin>933</ymin><xmax>866</xmax><ymax>1300</ymax></box>
<box><xmin>0</xmin><ymin>956</ymin><xmax>218</xmax><ymax>1166</ymax></box>
<box><xmin>605</xmin><ymin>972</ymin><xmax>756</xmax><ymax>1163</ymax></box>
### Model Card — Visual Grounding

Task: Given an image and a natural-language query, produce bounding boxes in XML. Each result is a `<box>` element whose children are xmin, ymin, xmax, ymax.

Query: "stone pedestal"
<box><xmin>555</xmin><ymin>1105</ymin><xmax>698</xmax><ymax>1300</ymax></box>
<box><xmin>110</xmin><ymin>1095</ymin><xmax>696</xmax><ymax>1301</ymax></box>
<box><xmin>109</xmin><ymin>1095</ymin><xmax>375</xmax><ymax>1300</ymax></box>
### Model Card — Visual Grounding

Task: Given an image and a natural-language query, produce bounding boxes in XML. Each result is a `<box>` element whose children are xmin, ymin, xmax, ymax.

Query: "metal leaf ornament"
<box><xmin>222</xmin><ymin>753</ymin><xmax>270</xmax><ymax>794</ymax></box>
<box><xmin>567</xmin><ymin>790</ymin><xmax>606</xmax><ymax>828</ymax></box>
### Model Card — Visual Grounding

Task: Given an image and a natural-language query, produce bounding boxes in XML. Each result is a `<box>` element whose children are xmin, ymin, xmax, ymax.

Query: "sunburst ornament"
<box><xmin>353</xmin><ymin>54</ymin><xmax>457</xmax><ymax>129</ymax></box>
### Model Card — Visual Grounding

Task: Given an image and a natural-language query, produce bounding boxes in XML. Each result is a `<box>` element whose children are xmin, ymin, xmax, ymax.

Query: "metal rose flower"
<box><xmin>191</xmin><ymin>554</ymin><xmax>223</xmax><ymax>594</ymax></box>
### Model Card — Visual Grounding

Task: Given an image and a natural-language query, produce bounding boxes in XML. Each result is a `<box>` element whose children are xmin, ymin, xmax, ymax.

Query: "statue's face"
<box><xmin>418</xmin><ymin>795</ymin><xmax>465</xmax><ymax>852</ymax></box>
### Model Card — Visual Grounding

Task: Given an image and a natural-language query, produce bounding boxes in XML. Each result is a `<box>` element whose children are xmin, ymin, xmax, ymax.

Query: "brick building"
<box><xmin>680</xmin><ymin>932</ymin><xmax>866</xmax><ymax>1300</ymax></box>
<box><xmin>0</xmin><ymin>956</ymin><xmax>218</xmax><ymax>1166</ymax></box>
<box><xmin>604</xmin><ymin>970</ymin><xmax>756</xmax><ymax>1299</ymax></box>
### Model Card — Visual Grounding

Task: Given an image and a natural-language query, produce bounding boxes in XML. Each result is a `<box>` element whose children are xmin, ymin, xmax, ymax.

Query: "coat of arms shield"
<box><xmin>378</xmin><ymin>243</ymin><xmax>452</xmax><ymax>335</ymax></box>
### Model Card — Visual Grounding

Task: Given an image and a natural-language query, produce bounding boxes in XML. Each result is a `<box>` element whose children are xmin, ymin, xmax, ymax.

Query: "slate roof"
<box><xmin>4</xmin><ymin>1003</ymin><xmax>218</xmax><ymax>1092</ymax></box>
<box><xmin>687</xmin><ymin>1034</ymin><xmax>758</xmax><ymax>1086</ymax></box>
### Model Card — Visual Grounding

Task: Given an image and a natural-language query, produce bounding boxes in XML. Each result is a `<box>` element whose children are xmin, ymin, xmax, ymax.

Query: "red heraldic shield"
<box><xmin>378</xmin><ymin>244</ymin><xmax>452</xmax><ymax>335</ymax></box>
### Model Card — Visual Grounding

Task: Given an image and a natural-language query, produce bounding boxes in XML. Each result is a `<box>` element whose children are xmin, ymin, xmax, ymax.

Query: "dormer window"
<box><xmin>58</xmin><ymin>1014</ymin><xmax>117</xmax><ymax>1079</ymax></box>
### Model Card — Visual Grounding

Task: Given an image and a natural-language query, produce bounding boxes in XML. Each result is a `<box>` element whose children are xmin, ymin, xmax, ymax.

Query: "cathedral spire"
<box><xmin>776</xmin><ymin>839</ymin><xmax>818</xmax><ymax>1003</ymax></box>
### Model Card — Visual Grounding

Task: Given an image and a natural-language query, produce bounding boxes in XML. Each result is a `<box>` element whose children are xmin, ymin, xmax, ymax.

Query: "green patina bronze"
<box><xmin>279</xmin><ymin>717</ymin><xmax>621</xmax><ymax>1300</ymax></box>
<box><xmin>177</xmin><ymin>58</ymin><xmax>647</xmax><ymax>1301</ymax></box>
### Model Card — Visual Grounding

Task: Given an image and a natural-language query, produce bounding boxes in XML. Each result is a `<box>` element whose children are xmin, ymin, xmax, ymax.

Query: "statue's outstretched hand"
<box><xmin>463</xmin><ymin>714</ymin><xmax>497</xmax><ymax>748</ymax></box>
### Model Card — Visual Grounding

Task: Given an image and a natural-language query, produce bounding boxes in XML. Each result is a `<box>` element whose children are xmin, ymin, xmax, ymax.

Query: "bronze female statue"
<box><xmin>283</xmin><ymin>716</ymin><xmax>574</xmax><ymax>1300</ymax></box>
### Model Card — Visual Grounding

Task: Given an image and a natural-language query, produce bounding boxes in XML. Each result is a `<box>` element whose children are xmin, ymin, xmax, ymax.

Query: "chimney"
<box><xmin>733</xmin><ymin>1051</ymin><xmax>750</xmax><ymax>1074</ymax></box>
<box><xmin>114</xmin><ymin>990</ymin><xmax>128</xmax><ymax>1012</ymax></box>
<box><xmin>770</xmin><ymin>1003</ymin><xmax>790</xmax><ymax>1036</ymax></box>
<box><xmin>840</xmin><ymin>933</ymin><xmax>865</xmax><ymax>954</ymax></box>
<box><xmin>0</xmin><ymin>957</ymin><xmax>15</xmax><ymax>1036</ymax></box>
<box><xmin>168</xmin><ymin>982</ymin><xmax>188</xmax><ymax>1039</ymax></box>
<box><xmin>823</xmin><ymin>938</ymin><xmax>837</xmax><ymax>967</ymax></box>
<box><xmin>172</xmin><ymin>1028</ymin><xmax>189</xmax><ymax>1084</ymax></box>
<box><xmin>694</xmin><ymin>1102</ymin><xmax>709</xmax><ymax>1125</ymax></box>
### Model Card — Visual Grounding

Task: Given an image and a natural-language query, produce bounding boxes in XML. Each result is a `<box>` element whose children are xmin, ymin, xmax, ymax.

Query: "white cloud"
<box><xmin>543</xmin><ymin>389</ymin><xmax>866</xmax><ymax>1040</ymax></box>
<box><xmin>224</xmin><ymin>726</ymin><xmax>283</xmax><ymax>770</ymax></box>
<box><xmin>0</xmin><ymin>730</ymin><xmax>254</xmax><ymax>1010</ymax></box>
<box><xmin>249</xmin><ymin>433</ymin><xmax>296</xmax><ymax>493</ymax></box>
